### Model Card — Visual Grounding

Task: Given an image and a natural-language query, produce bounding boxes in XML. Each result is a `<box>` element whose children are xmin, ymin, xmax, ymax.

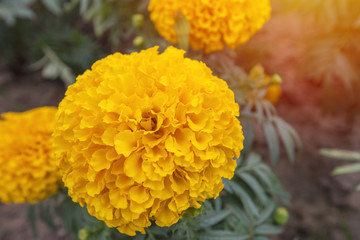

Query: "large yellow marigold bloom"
<box><xmin>0</xmin><ymin>107</ymin><xmax>61</xmax><ymax>203</ymax></box>
<box><xmin>53</xmin><ymin>46</ymin><xmax>244</xmax><ymax>236</ymax></box>
<box><xmin>148</xmin><ymin>0</ymin><xmax>271</xmax><ymax>53</ymax></box>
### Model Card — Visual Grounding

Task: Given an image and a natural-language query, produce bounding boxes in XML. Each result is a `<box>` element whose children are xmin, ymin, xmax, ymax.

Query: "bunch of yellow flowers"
<box><xmin>149</xmin><ymin>0</ymin><xmax>271</xmax><ymax>53</ymax></box>
<box><xmin>53</xmin><ymin>46</ymin><xmax>244</xmax><ymax>235</ymax></box>
<box><xmin>0</xmin><ymin>107</ymin><xmax>61</xmax><ymax>203</ymax></box>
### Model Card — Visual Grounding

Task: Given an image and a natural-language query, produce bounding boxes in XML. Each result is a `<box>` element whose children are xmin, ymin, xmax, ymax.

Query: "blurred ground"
<box><xmin>1</xmin><ymin>11</ymin><xmax>360</xmax><ymax>240</ymax></box>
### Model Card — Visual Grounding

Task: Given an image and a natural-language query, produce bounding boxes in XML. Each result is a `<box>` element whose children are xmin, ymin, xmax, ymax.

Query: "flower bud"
<box><xmin>274</xmin><ymin>207</ymin><xmax>289</xmax><ymax>225</ymax></box>
<box><xmin>271</xmin><ymin>74</ymin><xmax>282</xmax><ymax>84</ymax></box>
<box><xmin>78</xmin><ymin>229</ymin><xmax>90</xmax><ymax>240</ymax></box>
<box><xmin>132</xmin><ymin>14</ymin><xmax>144</xmax><ymax>28</ymax></box>
<box><xmin>133</xmin><ymin>36</ymin><xmax>145</xmax><ymax>49</ymax></box>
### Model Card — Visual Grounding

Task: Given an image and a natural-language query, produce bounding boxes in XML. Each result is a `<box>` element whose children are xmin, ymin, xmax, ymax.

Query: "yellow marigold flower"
<box><xmin>148</xmin><ymin>0</ymin><xmax>271</xmax><ymax>53</ymax></box>
<box><xmin>53</xmin><ymin>46</ymin><xmax>244</xmax><ymax>236</ymax></box>
<box><xmin>0</xmin><ymin>107</ymin><xmax>61</xmax><ymax>203</ymax></box>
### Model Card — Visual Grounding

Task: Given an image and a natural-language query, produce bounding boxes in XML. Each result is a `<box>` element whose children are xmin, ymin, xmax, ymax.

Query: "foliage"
<box><xmin>30</xmin><ymin>152</ymin><xmax>289</xmax><ymax>240</ymax></box>
<box><xmin>320</xmin><ymin>149</ymin><xmax>360</xmax><ymax>191</ymax></box>
<box><xmin>0</xmin><ymin>0</ymin><xmax>102</xmax><ymax>84</ymax></box>
<box><xmin>206</xmin><ymin>52</ymin><xmax>302</xmax><ymax>166</ymax></box>
<box><xmin>0</xmin><ymin>0</ymin><xmax>35</xmax><ymax>25</ymax></box>
<box><xmin>68</xmin><ymin>0</ymin><xmax>163</xmax><ymax>50</ymax></box>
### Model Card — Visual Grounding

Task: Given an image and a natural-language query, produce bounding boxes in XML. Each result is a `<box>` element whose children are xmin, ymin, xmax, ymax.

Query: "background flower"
<box><xmin>148</xmin><ymin>0</ymin><xmax>271</xmax><ymax>53</ymax></box>
<box><xmin>53</xmin><ymin>46</ymin><xmax>244</xmax><ymax>236</ymax></box>
<box><xmin>0</xmin><ymin>106</ymin><xmax>61</xmax><ymax>203</ymax></box>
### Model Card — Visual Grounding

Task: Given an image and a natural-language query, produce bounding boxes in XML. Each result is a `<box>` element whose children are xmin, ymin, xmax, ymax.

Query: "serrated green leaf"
<box><xmin>39</xmin><ymin>203</ymin><xmax>57</xmax><ymax>231</ymax></box>
<box><xmin>225</xmin><ymin>180</ymin><xmax>260</xmax><ymax>217</ymax></box>
<box><xmin>319</xmin><ymin>149</ymin><xmax>360</xmax><ymax>161</ymax></box>
<box><xmin>252</xmin><ymin>167</ymin><xmax>272</xmax><ymax>191</ymax></box>
<box><xmin>41</xmin><ymin>0</ymin><xmax>62</xmax><ymax>15</ymax></box>
<box><xmin>255</xmin><ymin>201</ymin><xmax>276</xmax><ymax>225</ymax></box>
<box><xmin>199</xmin><ymin>209</ymin><xmax>232</xmax><ymax>228</ymax></box>
<box><xmin>253</xmin><ymin>237</ymin><xmax>269</xmax><ymax>240</ymax></box>
<box><xmin>27</xmin><ymin>205</ymin><xmax>37</xmax><ymax>237</ymax></box>
<box><xmin>254</xmin><ymin>224</ymin><xmax>282</xmax><ymax>235</ymax></box>
<box><xmin>79</xmin><ymin>0</ymin><xmax>90</xmax><ymax>15</ymax></box>
<box><xmin>275</xmin><ymin>118</ymin><xmax>295</xmax><ymax>162</ymax></box>
<box><xmin>88</xmin><ymin>228</ymin><xmax>111</xmax><ymax>240</ymax></box>
<box><xmin>226</xmin><ymin>202</ymin><xmax>251</xmax><ymax>228</ymax></box>
<box><xmin>245</xmin><ymin>152</ymin><xmax>262</xmax><ymax>166</ymax></box>
<box><xmin>332</xmin><ymin>163</ymin><xmax>360</xmax><ymax>175</ymax></box>
<box><xmin>241</xmin><ymin>118</ymin><xmax>254</xmax><ymax>155</ymax></box>
<box><xmin>198</xmin><ymin>230</ymin><xmax>249</xmax><ymax>240</ymax></box>
<box><xmin>42</xmin><ymin>63</ymin><xmax>58</xmax><ymax>79</ymax></box>
<box><xmin>263</xmin><ymin>120</ymin><xmax>280</xmax><ymax>166</ymax></box>
<box><xmin>238</xmin><ymin>172</ymin><xmax>268</xmax><ymax>205</ymax></box>
<box><xmin>214</xmin><ymin>197</ymin><xmax>222</xmax><ymax>212</ymax></box>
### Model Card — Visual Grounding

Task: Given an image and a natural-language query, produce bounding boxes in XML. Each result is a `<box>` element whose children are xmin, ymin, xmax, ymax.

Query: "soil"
<box><xmin>1</xmin><ymin>11</ymin><xmax>360</xmax><ymax>240</ymax></box>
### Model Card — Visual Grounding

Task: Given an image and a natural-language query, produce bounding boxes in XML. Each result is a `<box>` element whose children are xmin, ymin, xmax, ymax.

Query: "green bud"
<box><xmin>184</xmin><ymin>206</ymin><xmax>203</xmax><ymax>218</ymax></box>
<box><xmin>133</xmin><ymin>36</ymin><xmax>145</xmax><ymax>49</ymax></box>
<box><xmin>271</xmin><ymin>74</ymin><xmax>282</xmax><ymax>84</ymax></box>
<box><xmin>132</xmin><ymin>14</ymin><xmax>144</xmax><ymax>28</ymax></box>
<box><xmin>274</xmin><ymin>207</ymin><xmax>289</xmax><ymax>225</ymax></box>
<box><xmin>78</xmin><ymin>228</ymin><xmax>90</xmax><ymax>240</ymax></box>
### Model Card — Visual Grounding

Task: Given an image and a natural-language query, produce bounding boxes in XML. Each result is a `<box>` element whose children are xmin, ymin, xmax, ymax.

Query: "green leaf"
<box><xmin>199</xmin><ymin>209</ymin><xmax>232</xmax><ymax>228</ymax></box>
<box><xmin>263</xmin><ymin>120</ymin><xmax>280</xmax><ymax>166</ymax></box>
<box><xmin>356</xmin><ymin>184</ymin><xmax>360</xmax><ymax>191</ymax></box>
<box><xmin>241</xmin><ymin>118</ymin><xmax>254</xmax><ymax>155</ymax></box>
<box><xmin>79</xmin><ymin>0</ymin><xmax>90</xmax><ymax>15</ymax></box>
<box><xmin>41</xmin><ymin>0</ymin><xmax>62</xmax><ymax>16</ymax></box>
<box><xmin>225</xmin><ymin>180</ymin><xmax>260</xmax><ymax>217</ymax></box>
<box><xmin>254</xmin><ymin>224</ymin><xmax>283</xmax><ymax>235</ymax></box>
<box><xmin>226</xmin><ymin>200</ymin><xmax>251</xmax><ymax>228</ymax></box>
<box><xmin>237</xmin><ymin>172</ymin><xmax>268</xmax><ymax>205</ymax></box>
<box><xmin>275</xmin><ymin>118</ymin><xmax>295</xmax><ymax>162</ymax></box>
<box><xmin>255</xmin><ymin>202</ymin><xmax>276</xmax><ymax>225</ymax></box>
<box><xmin>244</xmin><ymin>152</ymin><xmax>262</xmax><ymax>166</ymax></box>
<box><xmin>319</xmin><ymin>149</ymin><xmax>360</xmax><ymax>161</ymax></box>
<box><xmin>253</xmin><ymin>237</ymin><xmax>269</xmax><ymax>240</ymax></box>
<box><xmin>27</xmin><ymin>205</ymin><xmax>37</xmax><ymax>237</ymax></box>
<box><xmin>214</xmin><ymin>197</ymin><xmax>222</xmax><ymax>212</ymax></box>
<box><xmin>88</xmin><ymin>228</ymin><xmax>111</xmax><ymax>240</ymax></box>
<box><xmin>332</xmin><ymin>163</ymin><xmax>360</xmax><ymax>175</ymax></box>
<box><xmin>39</xmin><ymin>203</ymin><xmax>57</xmax><ymax>231</ymax></box>
<box><xmin>252</xmin><ymin>167</ymin><xmax>273</xmax><ymax>191</ymax></box>
<box><xmin>198</xmin><ymin>230</ymin><xmax>249</xmax><ymax>240</ymax></box>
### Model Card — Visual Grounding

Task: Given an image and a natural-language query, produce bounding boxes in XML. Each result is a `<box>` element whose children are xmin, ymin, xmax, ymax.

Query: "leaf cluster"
<box><xmin>319</xmin><ymin>148</ymin><xmax>360</xmax><ymax>191</ymax></box>
<box><xmin>205</xmin><ymin>52</ymin><xmax>302</xmax><ymax>166</ymax></box>
<box><xmin>0</xmin><ymin>0</ymin><xmax>104</xmax><ymax>84</ymax></box>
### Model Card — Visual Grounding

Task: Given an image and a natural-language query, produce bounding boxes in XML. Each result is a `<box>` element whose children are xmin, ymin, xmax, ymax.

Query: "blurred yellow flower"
<box><xmin>264</xmin><ymin>84</ymin><xmax>282</xmax><ymax>105</ymax></box>
<box><xmin>148</xmin><ymin>0</ymin><xmax>271</xmax><ymax>53</ymax></box>
<box><xmin>53</xmin><ymin>46</ymin><xmax>244</xmax><ymax>236</ymax></box>
<box><xmin>0</xmin><ymin>107</ymin><xmax>61</xmax><ymax>203</ymax></box>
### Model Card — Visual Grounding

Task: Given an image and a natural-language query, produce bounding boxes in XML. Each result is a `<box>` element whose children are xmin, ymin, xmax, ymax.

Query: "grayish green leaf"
<box><xmin>332</xmin><ymin>163</ymin><xmax>360</xmax><ymax>175</ymax></box>
<box><xmin>255</xmin><ymin>224</ymin><xmax>283</xmax><ymax>235</ymax></box>
<box><xmin>41</xmin><ymin>0</ymin><xmax>62</xmax><ymax>15</ymax></box>
<box><xmin>238</xmin><ymin>172</ymin><xmax>268</xmax><ymax>204</ymax></box>
<box><xmin>263</xmin><ymin>120</ymin><xmax>280</xmax><ymax>166</ymax></box>
<box><xmin>320</xmin><ymin>149</ymin><xmax>360</xmax><ymax>161</ymax></box>
<box><xmin>225</xmin><ymin>180</ymin><xmax>260</xmax><ymax>217</ymax></box>
<box><xmin>255</xmin><ymin>202</ymin><xmax>276</xmax><ymax>225</ymax></box>
<box><xmin>199</xmin><ymin>209</ymin><xmax>232</xmax><ymax>228</ymax></box>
